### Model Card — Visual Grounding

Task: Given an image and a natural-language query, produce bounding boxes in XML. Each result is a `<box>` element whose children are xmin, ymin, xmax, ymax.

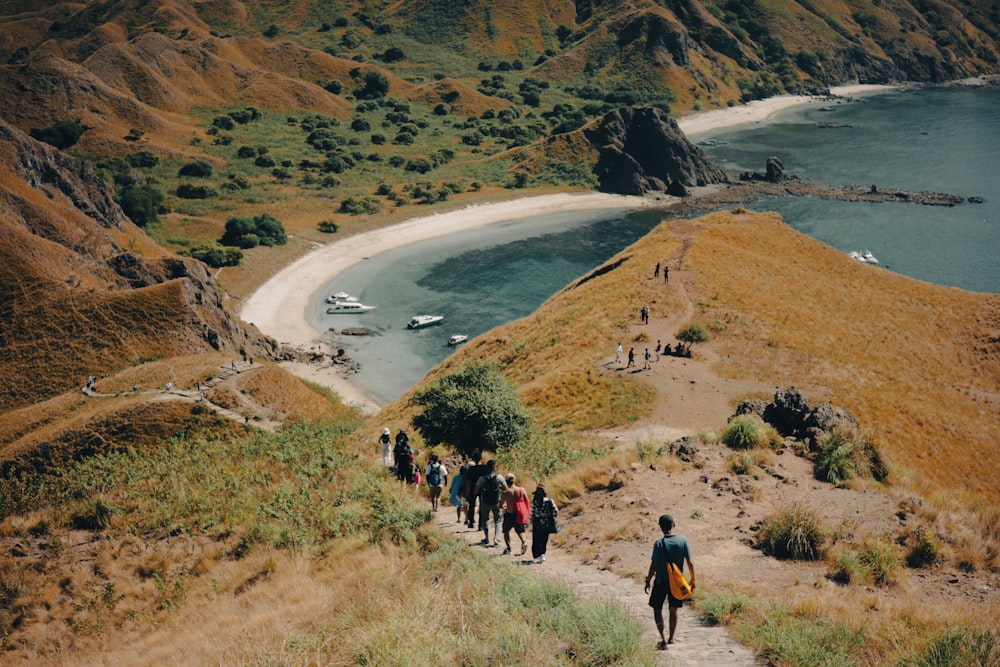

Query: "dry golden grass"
<box><xmin>674</xmin><ymin>210</ymin><xmax>999</xmax><ymax>506</ymax></box>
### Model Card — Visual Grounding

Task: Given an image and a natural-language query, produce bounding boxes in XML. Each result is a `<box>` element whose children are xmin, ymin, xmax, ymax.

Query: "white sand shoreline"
<box><xmin>242</xmin><ymin>84</ymin><xmax>902</xmax><ymax>414</ymax></box>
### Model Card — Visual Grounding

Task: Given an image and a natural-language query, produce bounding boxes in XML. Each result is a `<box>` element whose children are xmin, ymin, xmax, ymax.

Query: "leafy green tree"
<box><xmin>676</xmin><ymin>322</ymin><xmax>709</xmax><ymax>353</ymax></box>
<box><xmin>178</xmin><ymin>160</ymin><xmax>213</xmax><ymax>177</ymax></box>
<box><xmin>117</xmin><ymin>184</ymin><xmax>164</xmax><ymax>226</ymax></box>
<box><xmin>412</xmin><ymin>362</ymin><xmax>534</xmax><ymax>457</ymax></box>
<box><xmin>355</xmin><ymin>71</ymin><xmax>389</xmax><ymax>100</ymax></box>
<box><xmin>220</xmin><ymin>214</ymin><xmax>287</xmax><ymax>248</ymax></box>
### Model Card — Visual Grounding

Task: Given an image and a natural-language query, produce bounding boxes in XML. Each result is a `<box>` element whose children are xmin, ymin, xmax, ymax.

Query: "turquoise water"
<box><xmin>693</xmin><ymin>87</ymin><xmax>999</xmax><ymax>294</ymax></box>
<box><xmin>318</xmin><ymin>87</ymin><xmax>998</xmax><ymax>405</ymax></box>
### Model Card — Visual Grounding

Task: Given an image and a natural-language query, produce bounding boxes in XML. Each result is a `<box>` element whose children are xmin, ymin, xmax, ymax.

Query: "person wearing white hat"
<box><xmin>379</xmin><ymin>427</ymin><xmax>392</xmax><ymax>467</ymax></box>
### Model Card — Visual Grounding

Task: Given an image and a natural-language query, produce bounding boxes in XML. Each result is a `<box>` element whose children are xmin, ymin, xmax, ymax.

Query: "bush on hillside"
<box><xmin>117</xmin><ymin>184</ymin><xmax>164</xmax><ymax>227</ymax></box>
<box><xmin>412</xmin><ymin>361</ymin><xmax>535</xmax><ymax>458</ymax></box>
<box><xmin>178</xmin><ymin>160</ymin><xmax>213</xmax><ymax>177</ymax></box>
<box><xmin>189</xmin><ymin>243</ymin><xmax>242</xmax><ymax>267</ymax></box>
<box><xmin>219</xmin><ymin>214</ymin><xmax>287</xmax><ymax>248</ymax></box>
<box><xmin>175</xmin><ymin>184</ymin><xmax>217</xmax><ymax>199</ymax></box>
<box><xmin>758</xmin><ymin>504</ymin><xmax>828</xmax><ymax>560</ymax></box>
<box><xmin>814</xmin><ymin>427</ymin><xmax>889</xmax><ymax>486</ymax></box>
<box><xmin>30</xmin><ymin>119</ymin><xmax>87</xmax><ymax>149</ymax></box>
<box><xmin>721</xmin><ymin>414</ymin><xmax>778</xmax><ymax>449</ymax></box>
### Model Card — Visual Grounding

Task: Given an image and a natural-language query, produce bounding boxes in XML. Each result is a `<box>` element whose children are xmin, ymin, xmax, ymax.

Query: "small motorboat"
<box><xmin>848</xmin><ymin>250</ymin><xmax>879</xmax><ymax>265</ymax></box>
<box><xmin>325</xmin><ymin>292</ymin><xmax>358</xmax><ymax>304</ymax></box>
<box><xmin>327</xmin><ymin>301</ymin><xmax>375</xmax><ymax>314</ymax></box>
<box><xmin>407</xmin><ymin>315</ymin><xmax>444</xmax><ymax>329</ymax></box>
<box><xmin>448</xmin><ymin>334</ymin><xmax>468</xmax><ymax>346</ymax></box>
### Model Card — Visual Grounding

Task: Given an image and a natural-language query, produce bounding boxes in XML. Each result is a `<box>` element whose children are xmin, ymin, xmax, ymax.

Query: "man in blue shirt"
<box><xmin>644</xmin><ymin>514</ymin><xmax>695</xmax><ymax>650</ymax></box>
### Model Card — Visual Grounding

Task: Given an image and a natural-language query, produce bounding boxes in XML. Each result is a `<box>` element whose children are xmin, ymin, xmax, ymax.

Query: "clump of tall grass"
<box><xmin>721</xmin><ymin>414</ymin><xmax>779</xmax><ymax>450</ymax></box>
<box><xmin>831</xmin><ymin>539</ymin><xmax>902</xmax><ymax>587</ymax></box>
<box><xmin>814</xmin><ymin>426</ymin><xmax>889</xmax><ymax>486</ymax></box>
<box><xmin>902</xmin><ymin>525</ymin><xmax>942</xmax><ymax>568</ymax></box>
<box><xmin>897</xmin><ymin>625</ymin><xmax>999</xmax><ymax>667</ymax></box>
<box><xmin>758</xmin><ymin>504</ymin><xmax>829</xmax><ymax>560</ymax></box>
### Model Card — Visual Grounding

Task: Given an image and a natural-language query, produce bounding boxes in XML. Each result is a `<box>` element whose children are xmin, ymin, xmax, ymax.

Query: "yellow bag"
<box><xmin>668</xmin><ymin>561</ymin><xmax>692</xmax><ymax>600</ymax></box>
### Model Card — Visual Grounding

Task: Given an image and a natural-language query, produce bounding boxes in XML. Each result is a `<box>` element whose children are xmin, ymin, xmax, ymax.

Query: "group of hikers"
<box><xmin>378</xmin><ymin>428</ymin><xmax>559</xmax><ymax>563</ymax></box>
<box><xmin>377</xmin><ymin>427</ymin><xmax>696</xmax><ymax>649</ymax></box>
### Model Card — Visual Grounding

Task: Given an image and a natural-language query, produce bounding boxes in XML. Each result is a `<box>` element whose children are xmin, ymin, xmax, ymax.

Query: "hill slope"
<box><xmin>0</xmin><ymin>121</ymin><xmax>272</xmax><ymax>411</ymax></box>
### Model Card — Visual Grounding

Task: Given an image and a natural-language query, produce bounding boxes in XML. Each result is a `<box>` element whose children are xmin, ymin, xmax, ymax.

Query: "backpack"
<box><xmin>481</xmin><ymin>473</ymin><xmax>502</xmax><ymax>505</ymax></box>
<box><xmin>426</xmin><ymin>463</ymin><xmax>442</xmax><ymax>487</ymax></box>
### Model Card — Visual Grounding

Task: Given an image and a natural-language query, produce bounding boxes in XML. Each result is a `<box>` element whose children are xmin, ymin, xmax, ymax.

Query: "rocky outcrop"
<box><xmin>584</xmin><ymin>106</ymin><xmax>729</xmax><ymax>196</ymax></box>
<box><xmin>734</xmin><ymin>387</ymin><xmax>860</xmax><ymax>448</ymax></box>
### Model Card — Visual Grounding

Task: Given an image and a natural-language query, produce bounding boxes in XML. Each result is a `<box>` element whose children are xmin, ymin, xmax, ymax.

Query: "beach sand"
<box><xmin>241</xmin><ymin>84</ymin><xmax>899</xmax><ymax>413</ymax></box>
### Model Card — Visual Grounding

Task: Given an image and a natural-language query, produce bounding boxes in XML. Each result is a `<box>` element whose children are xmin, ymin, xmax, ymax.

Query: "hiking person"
<box><xmin>529</xmin><ymin>484</ymin><xmax>558</xmax><ymax>563</ymax></box>
<box><xmin>644</xmin><ymin>347</ymin><xmax>651</xmax><ymax>369</ymax></box>
<box><xmin>474</xmin><ymin>460</ymin><xmax>507</xmax><ymax>546</ymax></box>
<box><xmin>449</xmin><ymin>464</ymin><xmax>468</xmax><ymax>524</ymax></box>
<box><xmin>424</xmin><ymin>454</ymin><xmax>447</xmax><ymax>512</ymax></box>
<box><xmin>500</xmin><ymin>474</ymin><xmax>530</xmax><ymax>556</ymax></box>
<box><xmin>393</xmin><ymin>430</ymin><xmax>413</xmax><ymax>485</ymax></box>
<box><xmin>462</xmin><ymin>452</ymin><xmax>485</xmax><ymax>528</ymax></box>
<box><xmin>644</xmin><ymin>514</ymin><xmax>695</xmax><ymax>650</ymax></box>
<box><xmin>378</xmin><ymin>427</ymin><xmax>392</xmax><ymax>467</ymax></box>
<box><xmin>627</xmin><ymin>347</ymin><xmax>635</xmax><ymax>368</ymax></box>
<box><xmin>615</xmin><ymin>341</ymin><xmax>623</xmax><ymax>363</ymax></box>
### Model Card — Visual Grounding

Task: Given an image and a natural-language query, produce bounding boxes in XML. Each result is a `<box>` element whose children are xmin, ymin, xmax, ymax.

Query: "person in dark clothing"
<box><xmin>393</xmin><ymin>429</ymin><xmax>413</xmax><ymax>485</ymax></box>
<box><xmin>462</xmin><ymin>452</ymin><xmax>485</xmax><ymax>528</ymax></box>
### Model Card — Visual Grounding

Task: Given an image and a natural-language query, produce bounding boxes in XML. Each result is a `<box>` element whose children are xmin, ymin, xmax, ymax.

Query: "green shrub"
<box><xmin>189</xmin><ymin>243</ymin><xmax>242</xmax><ymax>267</ymax></box>
<box><xmin>318</xmin><ymin>220</ymin><xmax>339</xmax><ymax>233</ymax></box>
<box><xmin>70</xmin><ymin>499</ymin><xmax>114</xmax><ymax>530</ymax></box>
<box><xmin>859</xmin><ymin>538</ymin><xmax>901</xmax><ymax>586</ymax></box>
<box><xmin>759</xmin><ymin>504</ymin><xmax>828</xmax><ymax>560</ymax></box>
<box><xmin>899</xmin><ymin>625</ymin><xmax>1000</xmax><ymax>667</ymax></box>
<box><xmin>905</xmin><ymin>526</ymin><xmax>941</xmax><ymax>568</ymax></box>
<box><xmin>30</xmin><ymin>119</ymin><xmax>87</xmax><ymax>149</ymax></box>
<box><xmin>815</xmin><ymin>428</ymin><xmax>889</xmax><ymax>485</ymax></box>
<box><xmin>117</xmin><ymin>184</ymin><xmax>164</xmax><ymax>226</ymax></box>
<box><xmin>722</xmin><ymin>414</ymin><xmax>770</xmax><ymax>449</ymax></box>
<box><xmin>220</xmin><ymin>214</ymin><xmax>287</xmax><ymax>248</ymax></box>
<box><xmin>178</xmin><ymin>160</ymin><xmax>213</xmax><ymax>177</ymax></box>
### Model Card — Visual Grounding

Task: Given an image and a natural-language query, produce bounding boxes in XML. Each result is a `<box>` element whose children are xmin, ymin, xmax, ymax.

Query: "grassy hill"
<box><xmin>1</xmin><ymin>0</ymin><xmax>999</xmax><ymax>662</ymax></box>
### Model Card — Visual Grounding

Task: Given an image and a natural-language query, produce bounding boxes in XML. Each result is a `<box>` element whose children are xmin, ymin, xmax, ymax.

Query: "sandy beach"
<box><xmin>242</xmin><ymin>83</ymin><xmax>900</xmax><ymax>413</ymax></box>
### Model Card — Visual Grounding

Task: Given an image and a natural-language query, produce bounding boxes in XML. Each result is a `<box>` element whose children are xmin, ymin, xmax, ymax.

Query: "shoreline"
<box><xmin>242</xmin><ymin>84</ymin><xmax>902</xmax><ymax>414</ymax></box>
<box><xmin>241</xmin><ymin>192</ymin><xmax>666</xmax><ymax>413</ymax></box>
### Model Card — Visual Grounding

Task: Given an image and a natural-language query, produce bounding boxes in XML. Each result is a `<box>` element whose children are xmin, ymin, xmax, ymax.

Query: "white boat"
<box><xmin>327</xmin><ymin>301</ymin><xmax>376</xmax><ymax>314</ymax></box>
<box><xmin>325</xmin><ymin>292</ymin><xmax>358</xmax><ymax>304</ymax></box>
<box><xmin>448</xmin><ymin>334</ymin><xmax>468</xmax><ymax>346</ymax></box>
<box><xmin>407</xmin><ymin>315</ymin><xmax>444</xmax><ymax>329</ymax></box>
<box><xmin>848</xmin><ymin>250</ymin><xmax>879</xmax><ymax>265</ymax></box>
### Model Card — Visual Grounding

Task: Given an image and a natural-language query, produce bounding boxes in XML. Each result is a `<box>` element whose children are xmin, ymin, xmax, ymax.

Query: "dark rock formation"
<box><xmin>734</xmin><ymin>387</ymin><xmax>861</xmax><ymax>448</ymax></box>
<box><xmin>585</xmin><ymin>106</ymin><xmax>729</xmax><ymax>196</ymax></box>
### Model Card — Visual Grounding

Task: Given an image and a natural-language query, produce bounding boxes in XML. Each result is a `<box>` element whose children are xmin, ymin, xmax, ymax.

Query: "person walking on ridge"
<box><xmin>644</xmin><ymin>347</ymin><xmax>651</xmax><ymax>370</ymax></box>
<box><xmin>424</xmin><ymin>454</ymin><xmax>447</xmax><ymax>512</ymax></box>
<box><xmin>627</xmin><ymin>347</ymin><xmax>635</xmax><ymax>368</ymax></box>
<box><xmin>615</xmin><ymin>342</ymin><xmax>623</xmax><ymax>363</ymax></box>
<box><xmin>378</xmin><ymin>427</ymin><xmax>392</xmax><ymax>467</ymax></box>
<box><xmin>529</xmin><ymin>484</ymin><xmax>559</xmax><ymax>563</ymax></box>
<box><xmin>644</xmin><ymin>514</ymin><xmax>695</xmax><ymax>650</ymax></box>
<box><xmin>449</xmin><ymin>464</ymin><xmax>468</xmax><ymax>524</ymax></box>
<box><xmin>463</xmin><ymin>452</ymin><xmax>485</xmax><ymax>529</ymax></box>
<box><xmin>500</xmin><ymin>474</ymin><xmax>530</xmax><ymax>556</ymax></box>
<box><xmin>475</xmin><ymin>460</ymin><xmax>507</xmax><ymax>546</ymax></box>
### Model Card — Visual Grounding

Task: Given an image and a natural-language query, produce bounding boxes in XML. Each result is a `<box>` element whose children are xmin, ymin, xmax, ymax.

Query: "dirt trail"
<box><xmin>434</xmin><ymin>511</ymin><xmax>758</xmax><ymax>666</ymax></box>
<box><xmin>432</xmin><ymin>255</ymin><xmax>766</xmax><ymax>664</ymax></box>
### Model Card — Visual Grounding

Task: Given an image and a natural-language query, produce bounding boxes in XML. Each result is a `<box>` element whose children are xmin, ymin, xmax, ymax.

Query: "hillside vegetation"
<box><xmin>1</xmin><ymin>0</ymin><xmax>998</xmax><ymax>302</ymax></box>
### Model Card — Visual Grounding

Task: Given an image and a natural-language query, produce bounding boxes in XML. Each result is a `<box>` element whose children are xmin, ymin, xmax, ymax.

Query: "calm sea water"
<box><xmin>309</xmin><ymin>208</ymin><xmax>667</xmax><ymax>404</ymax></box>
<box><xmin>317</xmin><ymin>87</ymin><xmax>998</xmax><ymax>405</ymax></box>
<box><xmin>693</xmin><ymin>86</ymin><xmax>999</xmax><ymax>294</ymax></box>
